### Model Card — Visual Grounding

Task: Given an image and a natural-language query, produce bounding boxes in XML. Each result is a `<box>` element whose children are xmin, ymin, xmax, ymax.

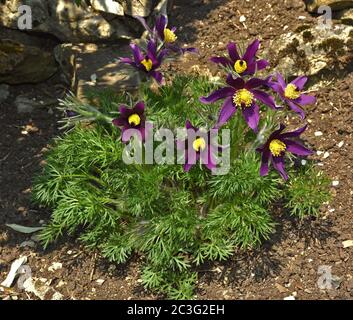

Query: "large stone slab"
<box><xmin>0</xmin><ymin>0</ymin><xmax>138</xmax><ymax>43</ymax></box>
<box><xmin>91</xmin><ymin>0</ymin><xmax>125</xmax><ymax>15</ymax></box>
<box><xmin>54</xmin><ymin>43</ymin><xmax>140</xmax><ymax>100</ymax></box>
<box><xmin>0</xmin><ymin>39</ymin><xmax>58</xmax><ymax>84</ymax></box>
<box><xmin>305</xmin><ymin>0</ymin><xmax>353</xmax><ymax>12</ymax></box>
<box><xmin>267</xmin><ymin>24</ymin><xmax>353</xmax><ymax>84</ymax></box>
<box><xmin>334</xmin><ymin>8</ymin><xmax>353</xmax><ymax>24</ymax></box>
<box><xmin>120</xmin><ymin>0</ymin><xmax>154</xmax><ymax>17</ymax></box>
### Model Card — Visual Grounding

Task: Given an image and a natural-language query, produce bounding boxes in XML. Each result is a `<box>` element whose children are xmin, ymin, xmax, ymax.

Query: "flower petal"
<box><xmin>147</xmin><ymin>40</ymin><xmax>158</xmax><ymax>64</ymax></box>
<box><xmin>130</xmin><ymin>43</ymin><xmax>144</xmax><ymax>64</ymax></box>
<box><xmin>226</xmin><ymin>74</ymin><xmax>245</xmax><ymax>89</ymax></box>
<box><xmin>276</xmin><ymin>72</ymin><xmax>286</xmax><ymax>89</ymax></box>
<box><xmin>280</xmin><ymin>124</ymin><xmax>307</xmax><ymax>139</ymax></box>
<box><xmin>119</xmin><ymin>105</ymin><xmax>131</xmax><ymax>117</ymax></box>
<box><xmin>242</xmin><ymin>103</ymin><xmax>260</xmax><ymax>132</ymax></box>
<box><xmin>185</xmin><ymin>120</ymin><xmax>198</xmax><ymax>131</ymax></box>
<box><xmin>270</xmin><ymin>124</ymin><xmax>287</xmax><ymax>140</ymax></box>
<box><xmin>184</xmin><ymin>149</ymin><xmax>198</xmax><ymax>172</ymax></box>
<box><xmin>119</xmin><ymin>57</ymin><xmax>134</xmax><ymax>65</ymax></box>
<box><xmin>134</xmin><ymin>15</ymin><xmax>153</xmax><ymax>35</ymax></box>
<box><xmin>227</xmin><ymin>42</ymin><xmax>241</xmax><ymax>61</ymax></box>
<box><xmin>291</xmin><ymin>76</ymin><xmax>308</xmax><ymax>91</ymax></box>
<box><xmin>202</xmin><ymin>147</ymin><xmax>217</xmax><ymax>171</ymax></box>
<box><xmin>268</xmin><ymin>82</ymin><xmax>284</xmax><ymax>96</ymax></box>
<box><xmin>156</xmin><ymin>15</ymin><xmax>167</xmax><ymax>40</ymax></box>
<box><xmin>134</xmin><ymin>101</ymin><xmax>145</xmax><ymax>115</ymax></box>
<box><xmin>287</xmin><ymin>100</ymin><xmax>306</xmax><ymax>119</ymax></box>
<box><xmin>121</xmin><ymin>127</ymin><xmax>142</xmax><ymax>143</ymax></box>
<box><xmin>252</xmin><ymin>89</ymin><xmax>277</xmax><ymax>109</ymax></box>
<box><xmin>295</xmin><ymin>94</ymin><xmax>316</xmax><ymax>106</ymax></box>
<box><xmin>210</xmin><ymin>56</ymin><xmax>232</xmax><ymax>67</ymax></box>
<box><xmin>256</xmin><ymin>59</ymin><xmax>269</xmax><ymax>71</ymax></box>
<box><xmin>150</xmin><ymin>71</ymin><xmax>164</xmax><ymax>84</ymax></box>
<box><xmin>138</xmin><ymin>126</ymin><xmax>146</xmax><ymax>142</ymax></box>
<box><xmin>243</xmin><ymin>39</ymin><xmax>260</xmax><ymax>62</ymax></box>
<box><xmin>245</xmin><ymin>77</ymin><xmax>268</xmax><ymax>90</ymax></box>
<box><xmin>271</xmin><ymin>156</ymin><xmax>289</xmax><ymax>180</ymax></box>
<box><xmin>245</xmin><ymin>61</ymin><xmax>257</xmax><ymax>75</ymax></box>
<box><xmin>158</xmin><ymin>48</ymin><xmax>170</xmax><ymax>63</ymax></box>
<box><xmin>259</xmin><ymin>149</ymin><xmax>270</xmax><ymax>176</ymax></box>
<box><xmin>217</xmin><ymin>97</ymin><xmax>236</xmax><ymax>127</ymax></box>
<box><xmin>284</xmin><ymin>140</ymin><xmax>313</xmax><ymax>156</ymax></box>
<box><xmin>112</xmin><ymin>118</ymin><xmax>126</xmax><ymax>127</ymax></box>
<box><xmin>200</xmin><ymin>87</ymin><xmax>234</xmax><ymax>104</ymax></box>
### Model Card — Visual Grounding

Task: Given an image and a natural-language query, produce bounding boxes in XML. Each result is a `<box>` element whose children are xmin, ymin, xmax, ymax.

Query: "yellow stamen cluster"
<box><xmin>164</xmin><ymin>28</ymin><xmax>177</xmax><ymax>43</ymax></box>
<box><xmin>284</xmin><ymin>84</ymin><xmax>301</xmax><ymax>100</ymax></box>
<box><xmin>192</xmin><ymin>137</ymin><xmax>206</xmax><ymax>152</ymax></box>
<box><xmin>128</xmin><ymin>114</ymin><xmax>141</xmax><ymax>127</ymax></box>
<box><xmin>233</xmin><ymin>89</ymin><xmax>254</xmax><ymax>108</ymax></box>
<box><xmin>269</xmin><ymin>139</ymin><xmax>286</xmax><ymax>157</ymax></box>
<box><xmin>141</xmin><ymin>58</ymin><xmax>153</xmax><ymax>72</ymax></box>
<box><xmin>234</xmin><ymin>60</ymin><xmax>247</xmax><ymax>74</ymax></box>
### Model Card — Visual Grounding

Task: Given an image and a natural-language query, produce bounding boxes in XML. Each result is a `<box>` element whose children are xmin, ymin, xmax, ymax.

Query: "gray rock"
<box><xmin>91</xmin><ymin>0</ymin><xmax>124</xmax><ymax>15</ymax></box>
<box><xmin>54</xmin><ymin>42</ymin><xmax>140</xmax><ymax>100</ymax></box>
<box><xmin>0</xmin><ymin>84</ymin><xmax>10</xmax><ymax>103</ymax></box>
<box><xmin>121</xmin><ymin>0</ymin><xmax>154</xmax><ymax>17</ymax></box>
<box><xmin>267</xmin><ymin>24</ymin><xmax>353</xmax><ymax>85</ymax></box>
<box><xmin>305</xmin><ymin>0</ymin><xmax>353</xmax><ymax>12</ymax></box>
<box><xmin>15</xmin><ymin>95</ymin><xmax>37</xmax><ymax>113</ymax></box>
<box><xmin>0</xmin><ymin>39</ymin><xmax>58</xmax><ymax>84</ymax></box>
<box><xmin>334</xmin><ymin>8</ymin><xmax>353</xmax><ymax>24</ymax></box>
<box><xmin>0</xmin><ymin>1</ymin><xmax>133</xmax><ymax>43</ymax></box>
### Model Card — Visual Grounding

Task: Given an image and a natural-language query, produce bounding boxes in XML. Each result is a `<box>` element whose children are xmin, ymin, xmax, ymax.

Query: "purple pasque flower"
<box><xmin>270</xmin><ymin>73</ymin><xmax>316</xmax><ymax>119</ymax></box>
<box><xmin>112</xmin><ymin>101</ymin><xmax>146</xmax><ymax>143</ymax></box>
<box><xmin>119</xmin><ymin>40</ymin><xmax>168</xmax><ymax>84</ymax></box>
<box><xmin>256</xmin><ymin>124</ymin><xmax>313</xmax><ymax>180</ymax></box>
<box><xmin>135</xmin><ymin>15</ymin><xmax>196</xmax><ymax>54</ymax></box>
<box><xmin>210</xmin><ymin>40</ymin><xmax>269</xmax><ymax>76</ymax></box>
<box><xmin>200</xmin><ymin>74</ymin><xmax>278</xmax><ymax>132</ymax></box>
<box><xmin>177</xmin><ymin>120</ymin><xmax>218</xmax><ymax>172</ymax></box>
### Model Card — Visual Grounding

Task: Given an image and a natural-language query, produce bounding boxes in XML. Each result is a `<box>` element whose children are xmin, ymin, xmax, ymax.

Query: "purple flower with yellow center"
<box><xmin>210</xmin><ymin>40</ymin><xmax>269</xmax><ymax>76</ymax></box>
<box><xmin>257</xmin><ymin>124</ymin><xmax>313</xmax><ymax>180</ymax></box>
<box><xmin>135</xmin><ymin>15</ymin><xmax>196</xmax><ymax>54</ymax></box>
<box><xmin>200</xmin><ymin>75</ymin><xmax>278</xmax><ymax>132</ymax></box>
<box><xmin>119</xmin><ymin>40</ymin><xmax>168</xmax><ymax>84</ymax></box>
<box><xmin>177</xmin><ymin>120</ymin><xmax>218</xmax><ymax>172</ymax></box>
<box><xmin>112</xmin><ymin>101</ymin><xmax>146</xmax><ymax>143</ymax></box>
<box><xmin>270</xmin><ymin>73</ymin><xmax>316</xmax><ymax>119</ymax></box>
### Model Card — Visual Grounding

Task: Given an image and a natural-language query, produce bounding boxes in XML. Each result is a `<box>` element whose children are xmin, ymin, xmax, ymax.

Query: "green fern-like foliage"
<box><xmin>32</xmin><ymin>76</ymin><xmax>330</xmax><ymax>299</ymax></box>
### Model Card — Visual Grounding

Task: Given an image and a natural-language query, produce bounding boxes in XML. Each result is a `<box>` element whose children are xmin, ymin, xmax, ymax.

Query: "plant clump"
<box><xmin>33</xmin><ymin>15</ymin><xmax>331</xmax><ymax>299</ymax></box>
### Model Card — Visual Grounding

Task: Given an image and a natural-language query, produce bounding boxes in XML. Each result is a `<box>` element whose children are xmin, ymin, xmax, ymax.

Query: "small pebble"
<box><xmin>96</xmin><ymin>279</ymin><xmax>105</xmax><ymax>286</ymax></box>
<box><xmin>332</xmin><ymin>180</ymin><xmax>339</xmax><ymax>187</ymax></box>
<box><xmin>337</xmin><ymin>141</ymin><xmax>344</xmax><ymax>148</ymax></box>
<box><xmin>323</xmin><ymin>152</ymin><xmax>330</xmax><ymax>159</ymax></box>
<box><xmin>48</xmin><ymin>262</ymin><xmax>63</xmax><ymax>272</ymax></box>
<box><xmin>90</xmin><ymin>74</ymin><xmax>97</xmax><ymax>83</ymax></box>
<box><xmin>239</xmin><ymin>15</ymin><xmax>246</xmax><ymax>23</ymax></box>
<box><xmin>314</xmin><ymin>131</ymin><xmax>323</xmax><ymax>137</ymax></box>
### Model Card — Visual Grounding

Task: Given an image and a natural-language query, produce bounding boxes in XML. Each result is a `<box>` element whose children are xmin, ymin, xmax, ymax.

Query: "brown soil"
<box><xmin>1</xmin><ymin>0</ymin><xmax>353</xmax><ymax>300</ymax></box>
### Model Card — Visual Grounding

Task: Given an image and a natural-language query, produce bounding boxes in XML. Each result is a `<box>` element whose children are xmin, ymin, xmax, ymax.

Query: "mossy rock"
<box><xmin>266</xmin><ymin>24</ymin><xmax>353</xmax><ymax>85</ymax></box>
